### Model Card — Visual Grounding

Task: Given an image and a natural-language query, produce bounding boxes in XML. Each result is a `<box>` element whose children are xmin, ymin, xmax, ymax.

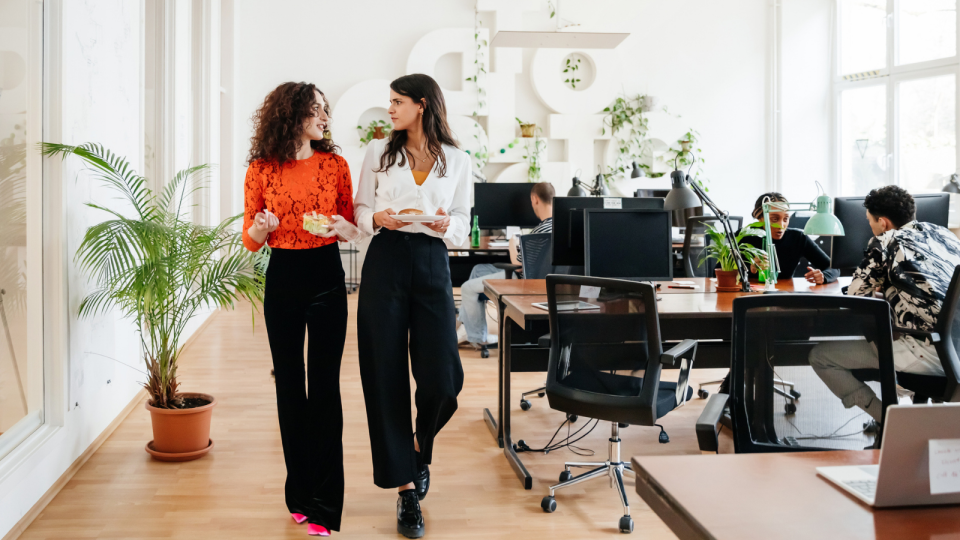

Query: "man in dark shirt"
<box><xmin>810</xmin><ymin>186</ymin><xmax>960</xmax><ymax>421</ymax></box>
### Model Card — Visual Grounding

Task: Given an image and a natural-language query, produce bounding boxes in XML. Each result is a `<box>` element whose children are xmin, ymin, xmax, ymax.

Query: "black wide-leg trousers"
<box><xmin>263</xmin><ymin>244</ymin><xmax>347</xmax><ymax>531</ymax></box>
<box><xmin>357</xmin><ymin>230</ymin><xmax>465</xmax><ymax>489</ymax></box>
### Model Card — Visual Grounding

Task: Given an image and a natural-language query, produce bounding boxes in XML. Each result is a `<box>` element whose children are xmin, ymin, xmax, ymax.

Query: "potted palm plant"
<box><xmin>698</xmin><ymin>223</ymin><xmax>766</xmax><ymax>291</ymax></box>
<box><xmin>41</xmin><ymin>143</ymin><xmax>264</xmax><ymax>461</ymax></box>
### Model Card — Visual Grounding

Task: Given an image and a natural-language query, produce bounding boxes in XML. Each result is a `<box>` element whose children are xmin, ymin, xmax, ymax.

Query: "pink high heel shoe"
<box><xmin>291</xmin><ymin>513</ymin><xmax>308</xmax><ymax>524</ymax></box>
<box><xmin>307</xmin><ymin>523</ymin><xmax>330</xmax><ymax>536</ymax></box>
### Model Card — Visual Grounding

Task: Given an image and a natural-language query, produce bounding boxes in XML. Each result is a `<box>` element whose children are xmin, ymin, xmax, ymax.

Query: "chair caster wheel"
<box><xmin>537</xmin><ymin>392</ymin><xmax>545</xmax><ymax>398</ymax></box>
<box><xmin>541</xmin><ymin>496</ymin><xmax>557</xmax><ymax>513</ymax></box>
<box><xmin>520</xmin><ymin>400</ymin><xmax>532</xmax><ymax>411</ymax></box>
<box><xmin>785</xmin><ymin>402</ymin><xmax>797</xmax><ymax>414</ymax></box>
<box><xmin>697</xmin><ymin>388</ymin><xmax>709</xmax><ymax>399</ymax></box>
<box><xmin>619</xmin><ymin>516</ymin><xmax>634</xmax><ymax>533</ymax></box>
<box><xmin>559</xmin><ymin>471</ymin><xmax>573</xmax><ymax>483</ymax></box>
<box><xmin>481</xmin><ymin>349</ymin><xmax>489</xmax><ymax>359</ymax></box>
<box><xmin>790</xmin><ymin>389</ymin><xmax>801</xmax><ymax>399</ymax></box>
<box><xmin>567</xmin><ymin>414</ymin><xmax>578</xmax><ymax>423</ymax></box>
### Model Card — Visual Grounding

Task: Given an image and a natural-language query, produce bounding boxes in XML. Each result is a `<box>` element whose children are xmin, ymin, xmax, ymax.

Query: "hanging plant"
<box><xmin>664</xmin><ymin>129</ymin><xmax>709</xmax><ymax>191</ymax></box>
<box><xmin>465</xmin><ymin>3</ymin><xmax>489</xmax><ymax>176</ymax></box>
<box><xmin>357</xmin><ymin>120</ymin><xmax>392</xmax><ymax>147</ymax></box>
<box><xmin>601</xmin><ymin>94</ymin><xmax>650</xmax><ymax>181</ymax></box>
<box><xmin>563</xmin><ymin>56</ymin><xmax>582</xmax><ymax>89</ymax></box>
<box><xmin>546</xmin><ymin>0</ymin><xmax>555</xmax><ymax>18</ymax></box>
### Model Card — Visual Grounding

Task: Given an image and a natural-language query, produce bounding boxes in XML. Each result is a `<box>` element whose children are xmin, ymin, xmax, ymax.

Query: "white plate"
<box><xmin>390</xmin><ymin>214</ymin><xmax>444</xmax><ymax>222</ymax></box>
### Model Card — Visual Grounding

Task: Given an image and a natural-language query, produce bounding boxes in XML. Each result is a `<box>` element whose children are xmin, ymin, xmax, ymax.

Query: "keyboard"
<box><xmin>844</xmin><ymin>479</ymin><xmax>877</xmax><ymax>499</ymax></box>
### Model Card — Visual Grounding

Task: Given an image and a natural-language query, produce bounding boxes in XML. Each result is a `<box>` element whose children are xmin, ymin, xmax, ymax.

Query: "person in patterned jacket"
<box><xmin>810</xmin><ymin>185</ymin><xmax>960</xmax><ymax>422</ymax></box>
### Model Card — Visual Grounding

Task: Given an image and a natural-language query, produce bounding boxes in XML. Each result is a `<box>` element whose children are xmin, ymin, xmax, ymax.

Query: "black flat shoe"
<box><xmin>397</xmin><ymin>490</ymin><xmax>425</xmax><ymax>538</ymax></box>
<box><xmin>414</xmin><ymin>464</ymin><xmax>430</xmax><ymax>500</ymax></box>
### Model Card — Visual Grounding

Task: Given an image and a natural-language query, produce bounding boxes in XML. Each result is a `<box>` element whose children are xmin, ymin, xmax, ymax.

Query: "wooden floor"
<box><xmin>18</xmin><ymin>295</ymin><xmax>732</xmax><ymax>539</ymax></box>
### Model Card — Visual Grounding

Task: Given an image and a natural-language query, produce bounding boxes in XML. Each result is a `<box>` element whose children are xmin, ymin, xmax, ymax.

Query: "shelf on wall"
<box><xmin>490</xmin><ymin>31</ymin><xmax>629</xmax><ymax>50</ymax></box>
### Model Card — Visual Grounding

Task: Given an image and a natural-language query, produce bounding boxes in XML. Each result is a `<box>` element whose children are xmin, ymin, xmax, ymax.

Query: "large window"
<box><xmin>0</xmin><ymin>0</ymin><xmax>44</xmax><ymax>460</ymax></box>
<box><xmin>837</xmin><ymin>0</ymin><xmax>959</xmax><ymax>196</ymax></box>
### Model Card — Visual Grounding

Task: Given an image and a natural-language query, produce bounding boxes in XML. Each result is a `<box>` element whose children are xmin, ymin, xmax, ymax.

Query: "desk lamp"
<box><xmin>663</xmin><ymin>155</ymin><xmax>753</xmax><ymax>292</ymax></box>
<box><xmin>759</xmin><ymin>184</ymin><xmax>845</xmax><ymax>291</ymax></box>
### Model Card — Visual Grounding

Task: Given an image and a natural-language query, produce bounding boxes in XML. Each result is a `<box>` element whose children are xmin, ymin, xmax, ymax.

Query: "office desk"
<box><xmin>632</xmin><ymin>451</ymin><xmax>960</xmax><ymax>540</ymax></box>
<box><xmin>448</xmin><ymin>237</ymin><xmax>510</xmax><ymax>286</ymax></box>
<box><xmin>484</xmin><ymin>277</ymin><xmax>852</xmax><ymax>488</ymax></box>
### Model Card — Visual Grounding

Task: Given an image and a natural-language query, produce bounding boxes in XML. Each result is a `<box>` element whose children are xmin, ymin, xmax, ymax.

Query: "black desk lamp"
<box><xmin>663</xmin><ymin>155</ymin><xmax>752</xmax><ymax>292</ymax></box>
<box><xmin>566</xmin><ymin>168</ymin><xmax>609</xmax><ymax>197</ymax></box>
<box><xmin>943</xmin><ymin>173</ymin><xmax>960</xmax><ymax>194</ymax></box>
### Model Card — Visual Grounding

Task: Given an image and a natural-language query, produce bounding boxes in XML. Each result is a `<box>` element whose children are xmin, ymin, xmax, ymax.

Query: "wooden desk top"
<box><xmin>491</xmin><ymin>278</ymin><xmax>851</xmax><ymax>323</ymax></box>
<box><xmin>448</xmin><ymin>236</ymin><xmax>509</xmax><ymax>252</ymax></box>
<box><xmin>632</xmin><ymin>451</ymin><xmax>960</xmax><ymax>540</ymax></box>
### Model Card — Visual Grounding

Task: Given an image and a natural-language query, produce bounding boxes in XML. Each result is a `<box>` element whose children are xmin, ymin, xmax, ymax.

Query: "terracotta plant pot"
<box><xmin>145</xmin><ymin>392</ymin><xmax>216</xmax><ymax>461</ymax></box>
<box><xmin>715</xmin><ymin>269</ymin><xmax>740</xmax><ymax>292</ymax></box>
<box><xmin>520</xmin><ymin>123</ymin><xmax>537</xmax><ymax>138</ymax></box>
<box><xmin>372</xmin><ymin>126</ymin><xmax>386</xmax><ymax>139</ymax></box>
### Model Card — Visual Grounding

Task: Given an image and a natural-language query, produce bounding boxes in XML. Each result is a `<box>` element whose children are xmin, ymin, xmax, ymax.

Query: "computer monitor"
<box><xmin>472</xmin><ymin>182</ymin><xmax>542</xmax><ymax>229</ymax></box>
<box><xmin>831</xmin><ymin>193</ymin><xmax>950</xmax><ymax>270</ymax></box>
<box><xmin>583</xmin><ymin>209</ymin><xmax>673</xmax><ymax>281</ymax></box>
<box><xmin>552</xmin><ymin>196</ymin><xmax>665</xmax><ymax>266</ymax></box>
<box><xmin>635</xmin><ymin>189</ymin><xmax>669</xmax><ymax>198</ymax></box>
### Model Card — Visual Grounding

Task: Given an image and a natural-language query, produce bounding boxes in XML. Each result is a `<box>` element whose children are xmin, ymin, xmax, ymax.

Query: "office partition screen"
<box><xmin>472</xmin><ymin>182</ymin><xmax>542</xmax><ymax>229</ymax></box>
<box><xmin>583</xmin><ymin>209</ymin><xmax>673</xmax><ymax>281</ymax></box>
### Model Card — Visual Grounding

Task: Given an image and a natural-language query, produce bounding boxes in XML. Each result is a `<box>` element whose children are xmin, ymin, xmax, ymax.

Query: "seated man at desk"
<box><xmin>456</xmin><ymin>182</ymin><xmax>554</xmax><ymax>346</ymax></box>
<box><xmin>810</xmin><ymin>185</ymin><xmax>960</xmax><ymax>422</ymax></box>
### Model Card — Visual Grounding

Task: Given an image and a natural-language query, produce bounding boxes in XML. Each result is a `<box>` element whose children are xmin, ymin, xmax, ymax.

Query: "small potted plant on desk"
<box><xmin>698</xmin><ymin>223</ymin><xmax>766</xmax><ymax>292</ymax></box>
<box><xmin>41</xmin><ymin>143</ymin><xmax>264</xmax><ymax>461</ymax></box>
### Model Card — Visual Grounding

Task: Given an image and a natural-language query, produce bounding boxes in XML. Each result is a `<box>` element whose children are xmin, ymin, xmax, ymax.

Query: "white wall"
<box><xmin>0</xmin><ymin>1</ymin><xmax>219</xmax><ymax>536</ymax></box>
<box><xmin>227</xmin><ymin>0</ymin><xmax>775</xmax><ymax>265</ymax></box>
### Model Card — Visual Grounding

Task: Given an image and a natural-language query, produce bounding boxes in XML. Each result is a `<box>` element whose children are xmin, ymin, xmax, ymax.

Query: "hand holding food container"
<box><xmin>303</xmin><ymin>212</ymin><xmax>364</xmax><ymax>243</ymax></box>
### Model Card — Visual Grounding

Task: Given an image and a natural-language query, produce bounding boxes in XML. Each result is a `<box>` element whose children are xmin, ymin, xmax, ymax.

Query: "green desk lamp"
<box><xmin>760</xmin><ymin>182</ymin><xmax>845</xmax><ymax>291</ymax></box>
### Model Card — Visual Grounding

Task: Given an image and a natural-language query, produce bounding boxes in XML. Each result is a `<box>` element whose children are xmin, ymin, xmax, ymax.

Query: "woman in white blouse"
<box><xmin>353</xmin><ymin>73</ymin><xmax>468</xmax><ymax>539</ymax></box>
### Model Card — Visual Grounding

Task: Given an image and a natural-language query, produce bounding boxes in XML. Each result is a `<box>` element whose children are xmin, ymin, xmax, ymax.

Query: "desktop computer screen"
<box><xmin>831</xmin><ymin>193</ymin><xmax>949</xmax><ymax>270</ymax></box>
<box><xmin>583</xmin><ymin>209</ymin><xmax>673</xmax><ymax>281</ymax></box>
<box><xmin>473</xmin><ymin>182</ymin><xmax>542</xmax><ymax>229</ymax></box>
<box><xmin>552</xmin><ymin>196</ymin><xmax>665</xmax><ymax>266</ymax></box>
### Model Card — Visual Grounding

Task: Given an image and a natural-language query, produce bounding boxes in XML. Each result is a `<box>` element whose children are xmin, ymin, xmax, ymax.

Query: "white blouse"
<box><xmin>354</xmin><ymin>138</ymin><xmax>471</xmax><ymax>246</ymax></box>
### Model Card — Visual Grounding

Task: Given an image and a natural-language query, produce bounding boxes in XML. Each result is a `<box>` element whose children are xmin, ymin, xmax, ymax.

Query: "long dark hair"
<box><xmin>376</xmin><ymin>74</ymin><xmax>459</xmax><ymax>177</ymax></box>
<box><xmin>247</xmin><ymin>81</ymin><xmax>339</xmax><ymax>167</ymax></box>
<box><xmin>752</xmin><ymin>192</ymin><xmax>788</xmax><ymax>220</ymax></box>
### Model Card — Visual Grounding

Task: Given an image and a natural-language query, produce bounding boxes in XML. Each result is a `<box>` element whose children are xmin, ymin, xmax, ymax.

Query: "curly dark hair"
<box><xmin>864</xmin><ymin>185</ymin><xmax>916</xmax><ymax>227</ymax></box>
<box><xmin>376</xmin><ymin>74</ymin><xmax>459</xmax><ymax>178</ymax></box>
<box><xmin>752</xmin><ymin>192</ymin><xmax>788</xmax><ymax>220</ymax></box>
<box><xmin>247</xmin><ymin>82</ymin><xmax>339</xmax><ymax>166</ymax></box>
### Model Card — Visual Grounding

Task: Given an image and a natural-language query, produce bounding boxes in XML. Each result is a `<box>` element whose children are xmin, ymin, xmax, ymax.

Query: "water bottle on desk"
<box><xmin>471</xmin><ymin>215</ymin><xmax>480</xmax><ymax>248</ymax></box>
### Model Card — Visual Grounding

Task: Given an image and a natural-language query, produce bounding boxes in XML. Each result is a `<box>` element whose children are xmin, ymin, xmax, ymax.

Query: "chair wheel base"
<box><xmin>619</xmin><ymin>516</ymin><xmax>634</xmax><ymax>533</ymax></box>
<box><xmin>480</xmin><ymin>349</ymin><xmax>489</xmax><ymax>359</ymax></box>
<box><xmin>520</xmin><ymin>400</ymin><xmax>532</xmax><ymax>411</ymax></box>
<box><xmin>541</xmin><ymin>496</ymin><xmax>557</xmax><ymax>513</ymax></box>
<box><xmin>559</xmin><ymin>471</ymin><xmax>573</xmax><ymax>483</ymax></box>
<box><xmin>790</xmin><ymin>389</ymin><xmax>801</xmax><ymax>399</ymax></box>
<box><xmin>785</xmin><ymin>402</ymin><xmax>797</xmax><ymax>414</ymax></box>
<box><xmin>537</xmin><ymin>392</ymin><xmax>545</xmax><ymax>398</ymax></box>
<box><xmin>567</xmin><ymin>414</ymin><xmax>578</xmax><ymax>423</ymax></box>
<box><xmin>697</xmin><ymin>388</ymin><xmax>709</xmax><ymax>399</ymax></box>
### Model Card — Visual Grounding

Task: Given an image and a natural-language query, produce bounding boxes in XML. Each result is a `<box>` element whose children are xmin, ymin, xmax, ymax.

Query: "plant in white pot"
<box><xmin>41</xmin><ymin>143</ymin><xmax>264</xmax><ymax>461</ymax></box>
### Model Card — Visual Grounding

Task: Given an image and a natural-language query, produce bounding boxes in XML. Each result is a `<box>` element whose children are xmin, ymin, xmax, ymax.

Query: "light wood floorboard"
<box><xmin>18</xmin><ymin>295</ymin><xmax>732</xmax><ymax>539</ymax></box>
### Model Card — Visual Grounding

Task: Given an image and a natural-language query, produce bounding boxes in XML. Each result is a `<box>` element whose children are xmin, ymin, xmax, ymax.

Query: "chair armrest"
<box><xmin>661</xmin><ymin>339</ymin><xmax>698</xmax><ymax>366</ymax></box>
<box><xmin>538</xmin><ymin>334</ymin><xmax>551</xmax><ymax>348</ymax></box>
<box><xmin>493</xmin><ymin>263</ymin><xmax>521</xmax><ymax>272</ymax></box>
<box><xmin>893</xmin><ymin>326</ymin><xmax>940</xmax><ymax>343</ymax></box>
<box><xmin>696</xmin><ymin>393</ymin><xmax>729</xmax><ymax>453</ymax></box>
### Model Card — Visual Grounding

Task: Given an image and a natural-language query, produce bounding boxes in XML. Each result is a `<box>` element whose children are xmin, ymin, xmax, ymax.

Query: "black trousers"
<box><xmin>263</xmin><ymin>244</ymin><xmax>347</xmax><ymax>530</ymax></box>
<box><xmin>358</xmin><ymin>230</ymin><xmax>464</xmax><ymax>489</ymax></box>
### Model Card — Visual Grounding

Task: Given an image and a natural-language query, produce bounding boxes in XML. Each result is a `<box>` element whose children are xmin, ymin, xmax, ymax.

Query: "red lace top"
<box><xmin>242</xmin><ymin>151</ymin><xmax>355</xmax><ymax>252</ymax></box>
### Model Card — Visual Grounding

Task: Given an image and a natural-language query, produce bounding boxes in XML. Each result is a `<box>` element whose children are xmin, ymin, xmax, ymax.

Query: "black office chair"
<box><xmin>539</xmin><ymin>275</ymin><xmax>697</xmax><ymax>533</ymax></box>
<box><xmin>515</xmin><ymin>233</ymin><xmax>582</xmax><ymax>409</ymax></box>
<box><xmin>681</xmin><ymin>215</ymin><xmax>743</xmax><ymax>278</ymax></box>
<box><xmin>696</xmin><ymin>293</ymin><xmax>899</xmax><ymax>454</ymax></box>
<box><xmin>849</xmin><ymin>265</ymin><xmax>960</xmax><ymax>404</ymax></box>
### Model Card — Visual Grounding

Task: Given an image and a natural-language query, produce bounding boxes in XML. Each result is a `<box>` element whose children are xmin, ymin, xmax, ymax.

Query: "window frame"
<box><xmin>834</xmin><ymin>0</ymin><xmax>960</xmax><ymax>195</ymax></box>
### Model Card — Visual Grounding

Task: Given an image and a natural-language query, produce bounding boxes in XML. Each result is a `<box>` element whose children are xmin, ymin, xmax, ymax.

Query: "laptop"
<box><xmin>817</xmin><ymin>403</ymin><xmax>960</xmax><ymax>507</ymax></box>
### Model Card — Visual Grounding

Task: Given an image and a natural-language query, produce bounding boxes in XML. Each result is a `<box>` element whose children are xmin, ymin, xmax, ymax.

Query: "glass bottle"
<box><xmin>471</xmin><ymin>215</ymin><xmax>481</xmax><ymax>248</ymax></box>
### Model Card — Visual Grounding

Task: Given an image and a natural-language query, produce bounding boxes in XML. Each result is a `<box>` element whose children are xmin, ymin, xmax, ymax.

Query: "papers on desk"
<box><xmin>929</xmin><ymin>439</ymin><xmax>960</xmax><ymax>495</ymax></box>
<box><xmin>487</xmin><ymin>240</ymin><xmax>509</xmax><ymax>247</ymax></box>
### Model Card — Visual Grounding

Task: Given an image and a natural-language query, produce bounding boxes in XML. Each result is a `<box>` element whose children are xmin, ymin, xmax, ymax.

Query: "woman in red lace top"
<box><xmin>243</xmin><ymin>81</ymin><xmax>351</xmax><ymax>537</ymax></box>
